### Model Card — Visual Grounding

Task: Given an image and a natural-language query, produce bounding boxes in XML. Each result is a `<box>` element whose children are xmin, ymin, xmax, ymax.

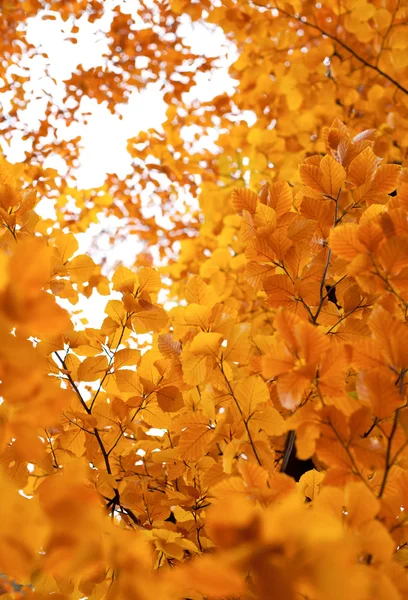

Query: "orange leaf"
<box><xmin>232</xmin><ymin>375</ymin><xmax>270</xmax><ymax>416</ymax></box>
<box><xmin>238</xmin><ymin>460</ymin><xmax>269</xmax><ymax>488</ymax></box>
<box><xmin>299</xmin><ymin>163</ymin><xmax>325</xmax><ymax>192</ymax></box>
<box><xmin>67</xmin><ymin>254</ymin><xmax>96</xmax><ymax>283</ymax></box>
<box><xmin>178</xmin><ymin>424</ymin><xmax>213</xmax><ymax>461</ymax></box>
<box><xmin>185</xmin><ymin>276</ymin><xmax>215</xmax><ymax>306</ymax></box>
<box><xmin>189</xmin><ymin>332</ymin><xmax>223</xmax><ymax>356</ymax></box>
<box><xmin>156</xmin><ymin>386</ymin><xmax>184</xmax><ymax>412</ymax></box>
<box><xmin>232</xmin><ymin>187</ymin><xmax>257</xmax><ymax>214</ymax></box>
<box><xmin>263</xmin><ymin>274</ymin><xmax>295</xmax><ymax>309</ymax></box>
<box><xmin>329</xmin><ymin>223</ymin><xmax>365</xmax><ymax>260</ymax></box>
<box><xmin>267</xmin><ymin>181</ymin><xmax>293</xmax><ymax>217</ymax></box>
<box><xmin>368</xmin><ymin>305</ymin><xmax>408</xmax><ymax>369</ymax></box>
<box><xmin>373</xmin><ymin>163</ymin><xmax>400</xmax><ymax>193</ymax></box>
<box><xmin>77</xmin><ymin>355</ymin><xmax>109</xmax><ymax>382</ymax></box>
<box><xmin>320</xmin><ymin>154</ymin><xmax>346</xmax><ymax>196</ymax></box>
<box><xmin>348</xmin><ymin>146</ymin><xmax>380</xmax><ymax>186</ymax></box>
<box><xmin>356</xmin><ymin>368</ymin><xmax>402</xmax><ymax>419</ymax></box>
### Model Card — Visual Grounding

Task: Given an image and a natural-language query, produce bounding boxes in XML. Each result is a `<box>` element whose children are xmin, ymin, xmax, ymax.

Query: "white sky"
<box><xmin>7</xmin><ymin>2</ymin><xmax>238</xmax><ymax>189</ymax></box>
<box><xmin>0</xmin><ymin>3</ymin><xmax>238</xmax><ymax>327</ymax></box>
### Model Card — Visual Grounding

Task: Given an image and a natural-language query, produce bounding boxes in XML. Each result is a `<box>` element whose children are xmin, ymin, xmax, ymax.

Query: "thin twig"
<box><xmin>219</xmin><ymin>360</ymin><xmax>263</xmax><ymax>467</ymax></box>
<box><xmin>378</xmin><ymin>369</ymin><xmax>406</xmax><ymax>498</ymax></box>
<box><xmin>280</xmin><ymin>430</ymin><xmax>296</xmax><ymax>473</ymax></box>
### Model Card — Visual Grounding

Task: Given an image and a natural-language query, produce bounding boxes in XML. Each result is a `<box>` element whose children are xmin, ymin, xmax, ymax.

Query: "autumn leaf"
<box><xmin>178</xmin><ymin>422</ymin><xmax>213</xmax><ymax>461</ymax></box>
<box><xmin>78</xmin><ymin>355</ymin><xmax>109</xmax><ymax>382</ymax></box>
<box><xmin>232</xmin><ymin>376</ymin><xmax>269</xmax><ymax>417</ymax></box>
<box><xmin>329</xmin><ymin>223</ymin><xmax>365</xmax><ymax>260</ymax></box>
<box><xmin>232</xmin><ymin>188</ymin><xmax>257</xmax><ymax>214</ymax></box>
<box><xmin>297</xmin><ymin>469</ymin><xmax>324</xmax><ymax>502</ymax></box>
<box><xmin>67</xmin><ymin>254</ymin><xmax>96</xmax><ymax>283</ymax></box>
<box><xmin>320</xmin><ymin>155</ymin><xmax>346</xmax><ymax>196</ymax></box>
<box><xmin>2</xmin><ymin>3</ymin><xmax>408</xmax><ymax>596</ymax></box>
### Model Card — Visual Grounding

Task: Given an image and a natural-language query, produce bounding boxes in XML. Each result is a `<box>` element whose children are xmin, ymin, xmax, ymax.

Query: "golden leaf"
<box><xmin>78</xmin><ymin>355</ymin><xmax>109</xmax><ymax>382</ymax></box>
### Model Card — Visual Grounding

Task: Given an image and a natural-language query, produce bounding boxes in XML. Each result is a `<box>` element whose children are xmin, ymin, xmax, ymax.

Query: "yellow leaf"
<box><xmin>0</xmin><ymin>470</ymin><xmax>45</xmax><ymax>580</ymax></box>
<box><xmin>238</xmin><ymin>460</ymin><xmax>269</xmax><ymax>488</ymax></box>
<box><xmin>329</xmin><ymin>223</ymin><xmax>365</xmax><ymax>260</ymax></box>
<box><xmin>299</xmin><ymin>163</ymin><xmax>325</xmax><ymax>192</ymax></box>
<box><xmin>232</xmin><ymin>375</ymin><xmax>269</xmax><ymax>416</ymax></box>
<box><xmin>223</xmin><ymin>439</ymin><xmax>242</xmax><ymax>474</ymax></box>
<box><xmin>105</xmin><ymin>299</ymin><xmax>126</xmax><ymax>324</ymax></box>
<box><xmin>137</xmin><ymin>267</ymin><xmax>161</xmax><ymax>294</ymax></box>
<box><xmin>189</xmin><ymin>332</ymin><xmax>223</xmax><ymax>356</ymax></box>
<box><xmin>112</xmin><ymin>265</ymin><xmax>137</xmax><ymax>293</ymax></box>
<box><xmin>373</xmin><ymin>163</ymin><xmax>400</xmax><ymax>193</ymax></box>
<box><xmin>286</xmin><ymin>87</ymin><xmax>303</xmax><ymax>110</ymax></box>
<box><xmin>368</xmin><ymin>305</ymin><xmax>408</xmax><ymax>369</ymax></box>
<box><xmin>178</xmin><ymin>424</ymin><xmax>213</xmax><ymax>461</ymax></box>
<box><xmin>232</xmin><ymin>187</ymin><xmax>257</xmax><ymax>214</ymax></box>
<box><xmin>297</xmin><ymin>469</ymin><xmax>324</xmax><ymax>502</ymax></box>
<box><xmin>158</xmin><ymin>333</ymin><xmax>181</xmax><ymax>357</ymax></box>
<box><xmin>320</xmin><ymin>154</ymin><xmax>346</xmax><ymax>196</ymax></box>
<box><xmin>132</xmin><ymin>301</ymin><xmax>168</xmax><ymax>333</ymax></box>
<box><xmin>77</xmin><ymin>355</ymin><xmax>109</xmax><ymax>382</ymax></box>
<box><xmin>254</xmin><ymin>203</ymin><xmax>277</xmax><ymax>231</ymax></box>
<box><xmin>249</xmin><ymin>403</ymin><xmax>287</xmax><ymax>436</ymax></box>
<box><xmin>115</xmin><ymin>369</ymin><xmax>143</xmax><ymax>395</ymax></box>
<box><xmin>185</xmin><ymin>276</ymin><xmax>215</xmax><ymax>306</ymax></box>
<box><xmin>344</xmin><ymin>481</ymin><xmax>380</xmax><ymax>528</ymax></box>
<box><xmin>9</xmin><ymin>237</ymin><xmax>52</xmax><ymax>293</ymax></box>
<box><xmin>348</xmin><ymin>146</ymin><xmax>380</xmax><ymax>186</ymax></box>
<box><xmin>223</xmin><ymin>324</ymin><xmax>251</xmax><ymax>363</ymax></box>
<box><xmin>114</xmin><ymin>348</ymin><xmax>140</xmax><ymax>369</ymax></box>
<box><xmin>182</xmin><ymin>354</ymin><xmax>210</xmax><ymax>385</ymax></box>
<box><xmin>53</xmin><ymin>231</ymin><xmax>78</xmax><ymax>263</ymax></box>
<box><xmin>57</xmin><ymin>428</ymin><xmax>86</xmax><ymax>457</ymax></box>
<box><xmin>356</xmin><ymin>368</ymin><xmax>403</xmax><ymax>419</ymax></box>
<box><xmin>156</xmin><ymin>386</ymin><xmax>184</xmax><ymax>412</ymax></box>
<box><xmin>267</xmin><ymin>181</ymin><xmax>293</xmax><ymax>217</ymax></box>
<box><xmin>67</xmin><ymin>254</ymin><xmax>96</xmax><ymax>283</ymax></box>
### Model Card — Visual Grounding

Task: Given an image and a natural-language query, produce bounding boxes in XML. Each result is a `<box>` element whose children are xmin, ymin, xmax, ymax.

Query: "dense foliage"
<box><xmin>1</xmin><ymin>1</ymin><xmax>408</xmax><ymax>599</ymax></box>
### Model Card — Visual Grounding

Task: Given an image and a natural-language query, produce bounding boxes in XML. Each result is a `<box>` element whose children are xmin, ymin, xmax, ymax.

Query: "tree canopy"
<box><xmin>1</xmin><ymin>1</ymin><xmax>408</xmax><ymax>599</ymax></box>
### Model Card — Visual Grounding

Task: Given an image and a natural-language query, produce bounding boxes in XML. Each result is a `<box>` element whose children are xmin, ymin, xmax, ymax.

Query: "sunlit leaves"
<box><xmin>1</xmin><ymin>0</ymin><xmax>408</xmax><ymax>590</ymax></box>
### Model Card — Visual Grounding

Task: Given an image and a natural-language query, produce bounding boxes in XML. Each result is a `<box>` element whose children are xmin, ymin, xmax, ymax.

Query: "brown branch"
<box><xmin>378</xmin><ymin>369</ymin><xmax>407</xmax><ymax>498</ymax></box>
<box><xmin>44</xmin><ymin>428</ymin><xmax>59</xmax><ymax>470</ymax></box>
<box><xmin>55</xmin><ymin>351</ymin><xmax>113</xmax><ymax>475</ymax></box>
<box><xmin>280</xmin><ymin>430</ymin><xmax>296</xmax><ymax>473</ymax></box>
<box><xmin>325</xmin><ymin>299</ymin><xmax>370</xmax><ymax>335</ymax></box>
<box><xmin>55</xmin><ymin>351</ymin><xmax>91</xmax><ymax>415</ymax></box>
<box><xmin>219</xmin><ymin>360</ymin><xmax>263</xmax><ymax>467</ymax></box>
<box><xmin>90</xmin><ymin>317</ymin><xmax>130</xmax><ymax>411</ymax></box>
<box><xmin>313</xmin><ymin>187</ymin><xmax>341</xmax><ymax>324</ymax></box>
<box><xmin>361</xmin><ymin>418</ymin><xmax>379</xmax><ymax>439</ymax></box>
<box><xmin>370</xmin><ymin>258</ymin><xmax>408</xmax><ymax>310</ymax></box>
